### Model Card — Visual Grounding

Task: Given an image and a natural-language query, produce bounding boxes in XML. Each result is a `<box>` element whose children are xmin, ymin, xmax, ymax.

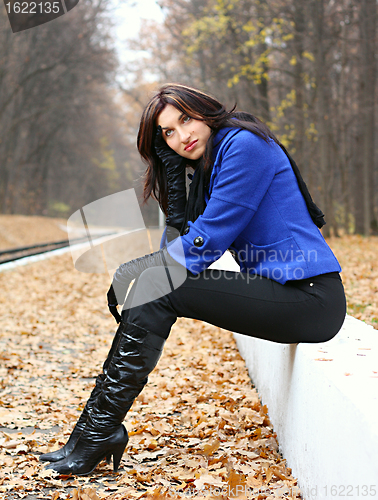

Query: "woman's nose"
<box><xmin>179</xmin><ymin>129</ymin><xmax>190</xmax><ymax>143</ymax></box>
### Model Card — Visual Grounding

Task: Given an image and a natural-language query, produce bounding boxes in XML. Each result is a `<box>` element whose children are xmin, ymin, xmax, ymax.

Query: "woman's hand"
<box><xmin>107</xmin><ymin>284</ymin><xmax>123</xmax><ymax>323</ymax></box>
<box><xmin>107</xmin><ymin>247</ymin><xmax>180</xmax><ymax>322</ymax></box>
<box><xmin>154</xmin><ymin>125</ymin><xmax>186</xmax><ymax>173</ymax></box>
<box><xmin>154</xmin><ymin>126</ymin><xmax>187</xmax><ymax>236</ymax></box>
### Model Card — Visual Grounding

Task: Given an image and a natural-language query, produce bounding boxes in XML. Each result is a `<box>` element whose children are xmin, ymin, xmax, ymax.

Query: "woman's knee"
<box><xmin>126</xmin><ymin>266</ymin><xmax>186</xmax><ymax>310</ymax></box>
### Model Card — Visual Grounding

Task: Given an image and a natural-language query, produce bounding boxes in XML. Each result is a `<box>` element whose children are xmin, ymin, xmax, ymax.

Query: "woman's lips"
<box><xmin>184</xmin><ymin>139</ymin><xmax>198</xmax><ymax>152</ymax></box>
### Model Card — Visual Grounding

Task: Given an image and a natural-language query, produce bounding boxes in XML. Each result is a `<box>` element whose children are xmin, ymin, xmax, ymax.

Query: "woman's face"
<box><xmin>157</xmin><ymin>104</ymin><xmax>212</xmax><ymax>160</ymax></box>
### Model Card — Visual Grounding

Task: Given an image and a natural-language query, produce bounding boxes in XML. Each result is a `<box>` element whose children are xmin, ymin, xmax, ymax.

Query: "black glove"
<box><xmin>107</xmin><ymin>284</ymin><xmax>122</xmax><ymax>323</ymax></box>
<box><xmin>154</xmin><ymin>126</ymin><xmax>187</xmax><ymax>239</ymax></box>
<box><xmin>107</xmin><ymin>247</ymin><xmax>180</xmax><ymax>321</ymax></box>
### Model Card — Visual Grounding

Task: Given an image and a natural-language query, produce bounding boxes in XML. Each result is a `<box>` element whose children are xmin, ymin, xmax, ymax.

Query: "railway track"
<box><xmin>0</xmin><ymin>235</ymin><xmax>111</xmax><ymax>265</ymax></box>
<box><xmin>0</xmin><ymin>228</ymin><xmax>162</xmax><ymax>267</ymax></box>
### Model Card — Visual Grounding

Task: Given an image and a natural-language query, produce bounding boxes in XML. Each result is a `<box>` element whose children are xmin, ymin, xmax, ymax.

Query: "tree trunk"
<box><xmin>311</xmin><ymin>0</ymin><xmax>334</xmax><ymax>237</ymax></box>
<box><xmin>355</xmin><ymin>0</ymin><xmax>377</xmax><ymax>235</ymax></box>
<box><xmin>292</xmin><ymin>0</ymin><xmax>306</xmax><ymax>170</ymax></box>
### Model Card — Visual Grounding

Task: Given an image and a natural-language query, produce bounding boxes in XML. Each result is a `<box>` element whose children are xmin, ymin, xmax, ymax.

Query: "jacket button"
<box><xmin>183</xmin><ymin>227</ymin><xmax>190</xmax><ymax>235</ymax></box>
<box><xmin>193</xmin><ymin>236</ymin><xmax>204</xmax><ymax>247</ymax></box>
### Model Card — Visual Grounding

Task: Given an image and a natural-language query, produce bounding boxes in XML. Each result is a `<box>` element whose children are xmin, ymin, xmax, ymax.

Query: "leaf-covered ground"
<box><xmin>0</xmin><ymin>215</ymin><xmax>67</xmax><ymax>250</ymax></box>
<box><xmin>0</xmin><ymin>253</ymin><xmax>300</xmax><ymax>499</ymax></box>
<box><xmin>327</xmin><ymin>235</ymin><xmax>378</xmax><ymax>329</ymax></box>
<box><xmin>0</xmin><ymin>217</ymin><xmax>377</xmax><ymax>499</ymax></box>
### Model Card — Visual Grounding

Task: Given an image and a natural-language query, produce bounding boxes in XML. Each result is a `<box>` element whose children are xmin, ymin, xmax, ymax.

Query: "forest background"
<box><xmin>0</xmin><ymin>0</ymin><xmax>377</xmax><ymax>237</ymax></box>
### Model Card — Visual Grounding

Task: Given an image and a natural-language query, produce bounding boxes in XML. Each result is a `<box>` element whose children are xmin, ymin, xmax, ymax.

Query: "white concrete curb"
<box><xmin>234</xmin><ymin>316</ymin><xmax>378</xmax><ymax>499</ymax></box>
<box><xmin>211</xmin><ymin>252</ymin><xmax>378</xmax><ymax>499</ymax></box>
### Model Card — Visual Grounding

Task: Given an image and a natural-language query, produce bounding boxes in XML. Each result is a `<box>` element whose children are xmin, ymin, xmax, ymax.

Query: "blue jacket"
<box><xmin>165</xmin><ymin>127</ymin><xmax>341</xmax><ymax>284</ymax></box>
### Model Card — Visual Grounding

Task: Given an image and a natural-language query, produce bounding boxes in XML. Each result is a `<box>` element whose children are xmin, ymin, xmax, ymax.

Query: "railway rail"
<box><xmin>0</xmin><ymin>228</ymin><xmax>160</xmax><ymax>267</ymax></box>
<box><xmin>0</xmin><ymin>234</ymin><xmax>114</xmax><ymax>265</ymax></box>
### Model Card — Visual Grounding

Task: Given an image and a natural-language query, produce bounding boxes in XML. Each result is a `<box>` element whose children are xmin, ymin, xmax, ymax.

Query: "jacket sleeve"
<box><xmin>166</xmin><ymin>130</ymin><xmax>278</xmax><ymax>274</ymax></box>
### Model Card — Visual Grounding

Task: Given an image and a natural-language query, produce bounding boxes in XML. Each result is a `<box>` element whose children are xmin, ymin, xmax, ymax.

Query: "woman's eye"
<box><xmin>165</xmin><ymin>130</ymin><xmax>173</xmax><ymax>137</ymax></box>
<box><xmin>183</xmin><ymin>116</ymin><xmax>191</xmax><ymax>123</ymax></box>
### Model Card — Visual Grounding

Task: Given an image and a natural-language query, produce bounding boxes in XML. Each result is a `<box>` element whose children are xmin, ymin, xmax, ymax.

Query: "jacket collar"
<box><xmin>212</xmin><ymin>127</ymin><xmax>241</xmax><ymax>160</ymax></box>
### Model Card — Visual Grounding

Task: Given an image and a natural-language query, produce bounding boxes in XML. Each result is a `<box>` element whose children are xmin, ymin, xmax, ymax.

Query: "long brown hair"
<box><xmin>137</xmin><ymin>83</ymin><xmax>278</xmax><ymax>215</ymax></box>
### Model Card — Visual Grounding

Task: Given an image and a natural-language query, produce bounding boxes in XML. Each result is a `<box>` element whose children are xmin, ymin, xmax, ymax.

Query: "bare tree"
<box><xmin>354</xmin><ymin>0</ymin><xmax>377</xmax><ymax>234</ymax></box>
<box><xmin>0</xmin><ymin>0</ymin><xmax>137</xmax><ymax>218</ymax></box>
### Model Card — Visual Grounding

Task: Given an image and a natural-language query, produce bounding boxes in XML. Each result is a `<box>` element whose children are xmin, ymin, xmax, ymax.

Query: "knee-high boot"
<box><xmin>39</xmin><ymin>320</ymin><xmax>126</xmax><ymax>463</ymax></box>
<box><xmin>46</xmin><ymin>321</ymin><xmax>166</xmax><ymax>475</ymax></box>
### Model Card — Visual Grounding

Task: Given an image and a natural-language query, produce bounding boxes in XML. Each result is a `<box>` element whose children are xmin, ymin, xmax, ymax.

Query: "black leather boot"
<box><xmin>46</xmin><ymin>321</ymin><xmax>166</xmax><ymax>475</ymax></box>
<box><xmin>39</xmin><ymin>320</ymin><xmax>126</xmax><ymax>463</ymax></box>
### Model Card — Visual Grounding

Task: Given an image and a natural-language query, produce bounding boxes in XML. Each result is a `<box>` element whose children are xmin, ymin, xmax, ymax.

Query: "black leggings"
<box><xmin>122</xmin><ymin>268</ymin><xmax>346</xmax><ymax>345</ymax></box>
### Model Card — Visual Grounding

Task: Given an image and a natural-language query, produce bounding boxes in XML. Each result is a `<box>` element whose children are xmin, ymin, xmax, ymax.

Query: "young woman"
<box><xmin>42</xmin><ymin>83</ymin><xmax>346</xmax><ymax>475</ymax></box>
